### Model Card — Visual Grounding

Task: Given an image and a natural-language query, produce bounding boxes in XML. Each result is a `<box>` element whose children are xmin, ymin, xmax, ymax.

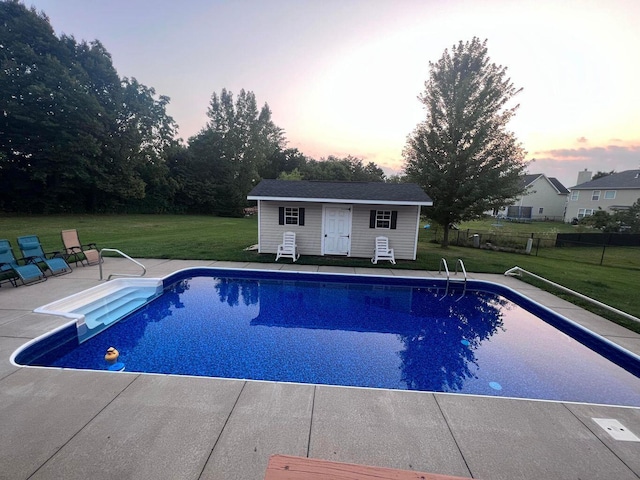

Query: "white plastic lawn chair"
<box><xmin>276</xmin><ymin>231</ymin><xmax>300</xmax><ymax>262</ymax></box>
<box><xmin>371</xmin><ymin>236</ymin><xmax>395</xmax><ymax>265</ymax></box>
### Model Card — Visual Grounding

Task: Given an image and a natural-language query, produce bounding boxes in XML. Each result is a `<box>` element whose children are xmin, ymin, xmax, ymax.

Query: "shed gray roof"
<box><xmin>247</xmin><ymin>179</ymin><xmax>433</xmax><ymax>206</ymax></box>
<box><xmin>569</xmin><ymin>170</ymin><xmax>640</xmax><ymax>190</ymax></box>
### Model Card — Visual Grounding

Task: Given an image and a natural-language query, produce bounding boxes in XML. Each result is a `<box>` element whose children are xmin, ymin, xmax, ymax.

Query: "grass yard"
<box><xmin>1</xmin><ymin>214</ymin><xmax>639</xmax><ymax>332</ymax></box>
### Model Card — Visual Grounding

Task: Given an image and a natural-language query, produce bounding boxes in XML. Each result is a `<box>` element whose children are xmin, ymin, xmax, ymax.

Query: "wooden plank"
<box><xmin>264</xmin><ymin>455</ymin><xmax>472</xmax><ymax>480</ymax></box>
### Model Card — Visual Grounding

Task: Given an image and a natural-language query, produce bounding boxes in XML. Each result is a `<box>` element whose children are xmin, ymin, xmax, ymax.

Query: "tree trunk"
<box><xmin>441</xmin><ymin>224</ymin><xmax>450</xmax><ymax>247</ymax></box>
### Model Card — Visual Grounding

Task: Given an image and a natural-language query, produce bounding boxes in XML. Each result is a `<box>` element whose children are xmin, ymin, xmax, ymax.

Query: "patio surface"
<box><xmin>1</xmin><ymin>258</ymin><xmax>639</xmax><ymax>480</ymax></box>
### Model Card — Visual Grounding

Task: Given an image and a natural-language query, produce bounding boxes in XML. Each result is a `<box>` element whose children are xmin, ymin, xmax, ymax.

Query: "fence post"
<box><xmin>535</xmin><ymin>237</ymin><xmax>540</xmax><ymax>256</ymax></box>
<box><xmin>600</xmin><ymin>244</ymin><xmax>606</xmax><ymax>266</ymax></box>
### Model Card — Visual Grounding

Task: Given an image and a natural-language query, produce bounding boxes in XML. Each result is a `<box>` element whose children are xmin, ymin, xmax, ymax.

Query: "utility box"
<box><xmin>473</xmin><ymin>234</ymin><xmax>480</xmax><ymax>248</ymax></box>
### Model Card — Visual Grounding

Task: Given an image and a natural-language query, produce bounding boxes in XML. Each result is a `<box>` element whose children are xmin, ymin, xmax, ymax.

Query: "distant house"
<box><xmin>247</xmin><ymin>180</ymin><xmax>433</xmax><ymax>261</ymax></box>
<box><xmin>564</xmin><ymin>169</ymin><xmax>640</xmax><ymax>222</ymax></box>
<box><xmin>492</xmin><ymin>174</ymin><xmax>569</xmax><ymax>221</ymax></box>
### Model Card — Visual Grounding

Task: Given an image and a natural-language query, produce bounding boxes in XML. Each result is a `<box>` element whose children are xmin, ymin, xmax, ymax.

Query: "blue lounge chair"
<box><xmin>0</xmin><ymin>239</ymin><xmax>46</xmax><ymax>286</ymax></box>
<box><xmin>17</xmin><ymin>235</ymin><xmax>71</xmax><ymax>277</ymax></box>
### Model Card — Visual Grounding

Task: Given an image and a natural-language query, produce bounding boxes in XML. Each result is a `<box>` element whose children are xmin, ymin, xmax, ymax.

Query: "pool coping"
<box><xmin>1</xmin><ymin>258</ymin><xmax>640</xmax><ymax>480</ymax></box>
<box><xmin>10</xmin><ymin>266</ymin><xmax>640</xmax><ymax>406</ymax></box>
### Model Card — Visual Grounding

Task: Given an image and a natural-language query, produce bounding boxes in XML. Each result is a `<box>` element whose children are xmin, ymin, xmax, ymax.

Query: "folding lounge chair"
<box><xmin>17</xmin><ymin>235</ymin><xmax>71</xmax><ymax>276</ymax></box>
<box><xmin>61</xmin><ymin>229</ymin><xmax>101</xmax><ymax>266</ymax></box>
<box><xmin>0</xmin><ymin>239</ymin><xmax>46</xmax><ymax>286</ymax></box>
<box><xmin>371</xmin><ymin>236</ymin><xmax>396</xmax><ymax>265</ymax></box>
<box><xmin>275</xmin><ymin>231</ymin><xmax>299</xmax><ymax>262</ymax></box>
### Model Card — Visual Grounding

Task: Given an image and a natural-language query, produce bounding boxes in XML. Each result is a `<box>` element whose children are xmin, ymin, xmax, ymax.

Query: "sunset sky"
<box><xmin>26</xmin><ymin>0</ymin><xmax>640</xmax><ymax>188</ymax></box>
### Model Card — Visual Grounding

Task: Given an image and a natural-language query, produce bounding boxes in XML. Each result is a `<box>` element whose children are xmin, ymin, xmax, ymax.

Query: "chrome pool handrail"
<box><xmin>99</xmin><ymin>248</ymin><xmax>146</xmax><ymax>281</ymax></box>
<box><xmin>454</xmin><ymin>258</ymin><xmax>468</xmax><ymax>301</ymax></box>
<box><xmin>504</xmin><ymin>266</ymin><xmax>640</xmax><ymax>325</ymax></box>
<box><xmin>439</xmin><ymin>258</ymin><xmax>450</xmax><ymax>299</ymax></box>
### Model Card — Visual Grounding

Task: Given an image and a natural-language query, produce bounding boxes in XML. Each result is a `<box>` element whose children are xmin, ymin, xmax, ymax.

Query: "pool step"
<box><xmin>34</xmin><ymin>278</ymin><xmax>163</xmax><ymax>343</ymax></box>
<box><xmin>76</xmin><ymin>286</ymin><xmax>161</xmax><ymax>343</ymax></box>
<box><xmin>88</xmin><ymin>294</ymin><xmax>149</xmax><ymax>329</ymax></box>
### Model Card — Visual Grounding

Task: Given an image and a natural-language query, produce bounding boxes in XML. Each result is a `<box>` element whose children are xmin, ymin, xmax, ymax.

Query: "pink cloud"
<box><xmin>530</xmin><ymin>144</ymin><xmax>640</xmax><ymax>187</ymax></box>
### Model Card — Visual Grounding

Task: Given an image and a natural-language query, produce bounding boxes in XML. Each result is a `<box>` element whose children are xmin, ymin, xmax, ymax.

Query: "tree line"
<box><xmin>3</xmin><ymin>2</ymin><xmax>530</xmax><ymax>241</ymax></box>
<box><xmin>0</xmin><ymin>1</ymin><xmax>386</xmax><ymax>216</ymax></box>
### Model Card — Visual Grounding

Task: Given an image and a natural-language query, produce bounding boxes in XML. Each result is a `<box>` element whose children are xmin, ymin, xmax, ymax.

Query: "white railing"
<box><xmin>504</xmin><ymin>266</ymin><xmax>640</xmax><ymax>325</ymax></box>
<box><xmin>99</xmin><ymin>248</ymin><xmax>146</xmax><ymax>281</ymax></box>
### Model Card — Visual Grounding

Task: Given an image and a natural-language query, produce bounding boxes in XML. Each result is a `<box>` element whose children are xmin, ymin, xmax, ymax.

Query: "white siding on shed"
<box><xmin>350</xmin><ymin>204</ymin><xmax>420</xmax><ymax>260</ymax></box>
<box><xmin>258</xmin><ymin>201</ymin><xmax>322</xmax><ymax>255</ymax></box>
<box><xmin>257</xmin><ymin>201</ymin><xmax>420</xmax><ymax>260</ymax></box>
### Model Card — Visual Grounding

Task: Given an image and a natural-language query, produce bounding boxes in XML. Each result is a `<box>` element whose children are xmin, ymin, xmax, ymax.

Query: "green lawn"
<box><xmin>1</xmin><ymin>214</ymin><xmax>638</xmax><ymax>332</ymax></box>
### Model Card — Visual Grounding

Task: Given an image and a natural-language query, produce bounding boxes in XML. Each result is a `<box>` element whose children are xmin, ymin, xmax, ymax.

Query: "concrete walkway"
<box><xmin>1</xmin><ymin>258</ymin><xmax>639</xmax><ymax>480</ymax></box>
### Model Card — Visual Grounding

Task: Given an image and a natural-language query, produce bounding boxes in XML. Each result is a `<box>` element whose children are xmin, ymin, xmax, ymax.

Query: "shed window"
<box><xmin>376</xmin><ymin>210</ymin><xmax>392</xmax><ymax>229</ymax></box>
<box><xmin>278</xmin><ymin>207</ymin><xmax>305</xmax><ymax>226</ymax></box>
<box><xmin>369</xmin><ymin>210</ymin><xmax>397</xmax><ymax>229</ymax></box>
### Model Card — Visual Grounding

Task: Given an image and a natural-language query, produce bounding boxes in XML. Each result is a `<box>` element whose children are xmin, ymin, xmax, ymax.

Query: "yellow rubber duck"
<box><xmin>104</xmin><ymin>347</ymin><xmax>119</xmax><ymax>364</ymax></box>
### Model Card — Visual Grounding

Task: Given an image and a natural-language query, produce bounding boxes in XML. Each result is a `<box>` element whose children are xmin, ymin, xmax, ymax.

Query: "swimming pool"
<box><xmin>14</xmin><ymin>268</ymin><xmax>640</xmax><ymax>406</ymax></box>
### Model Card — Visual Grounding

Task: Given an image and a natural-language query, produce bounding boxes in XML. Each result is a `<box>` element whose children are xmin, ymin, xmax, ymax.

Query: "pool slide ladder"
<box><xmin>438</xmin><ymin>258</ymin><xmax>467</xmax><ymax>300</ymax></box>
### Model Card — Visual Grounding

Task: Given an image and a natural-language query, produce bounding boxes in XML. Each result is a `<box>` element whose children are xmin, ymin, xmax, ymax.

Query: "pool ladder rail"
<box><xmin>438</xmin><ymin>258</ymin><xmax>468</xmax><ymax>301</ymax></box>
<box><xmin>505</xmin><ymin>266</ymin><xmax>640</xmax><ymax>326</ymax></box>
<box><xmin>99</xmin><ymin>248</ymin><xmax>146</xmax><ymax>281</ymax></box>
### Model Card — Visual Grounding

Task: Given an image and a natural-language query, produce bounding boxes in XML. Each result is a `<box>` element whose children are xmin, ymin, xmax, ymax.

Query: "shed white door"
<box><xmin>323</xmin><ymin>206</ymin><xmax>351</xmax><ymax>255</ymax></box>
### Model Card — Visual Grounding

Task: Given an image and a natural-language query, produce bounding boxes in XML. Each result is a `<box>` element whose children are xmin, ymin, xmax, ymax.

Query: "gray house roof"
<box><xmin>523</xmin><ymin>174</ymin><xmax>569</xmax><ymax>194</ymax></box>
<box><xmin>247</xmin><ymin>179</ymin><xmax>433</xmax><ymax>206</ymax></box>
<box><xmin>521</xmin><ymin>174</ymin><xmax>541</xmax><ymax>187</ymax></box>
<box><xmin>569</xmin><ymin>170</ymin><xmax>640</xmax><ymax>190</ymax></box>
<box><xmin>548</xmin><ymin>177</ymin><xmax>570</xmax><ymax>194</ymax></box>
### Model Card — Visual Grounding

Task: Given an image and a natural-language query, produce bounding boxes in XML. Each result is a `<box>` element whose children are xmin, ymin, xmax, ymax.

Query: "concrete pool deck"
<box><xmin>1</xmin><ymin>258</ymin><xmax>639</xmax><ymax>480</ymax></box>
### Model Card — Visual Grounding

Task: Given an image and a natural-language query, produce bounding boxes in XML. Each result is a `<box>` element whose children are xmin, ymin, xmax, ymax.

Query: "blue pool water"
<box><xmin>16</xmin><ymin>269</ymin><xmax>640</xmax><ymax>406</ymax></box>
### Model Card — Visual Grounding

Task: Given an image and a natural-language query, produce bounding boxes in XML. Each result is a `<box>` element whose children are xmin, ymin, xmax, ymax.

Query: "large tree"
<box><xmin>301</xmin><ymin>155</ymin><xmax>386</xmax><ymax>182</ymax></box>
<box><xmin>404</xmin><ymin>37</ymin><xmax>527</xmax><ymax>246</ymax></box>
<box><xmin>0</xmin><ymin>1</ymin><xmax>178</xmax><ymax>213</ymax></box>
<box><xmin>0</xmin><ymin>2</ymin><xmax>104</xmax><ymax>212</ymax></box>
<box><xmin>185</xmin><ymin>88</ymin><xmax>285</xmax><ymax>216</ymax></box>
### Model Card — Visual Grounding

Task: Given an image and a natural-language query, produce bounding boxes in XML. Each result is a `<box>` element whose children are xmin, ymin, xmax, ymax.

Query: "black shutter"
<box><xmin>369</xmin><ymin>210</ymin><xmax>376</xmax><ymax>228</ymax></box>
<box><xmin>279</xmin><ymin>207</ymin><xmax>284</xmax><ymax>225</ymax></box>
<box><xmin>299</xmin><ymin>208</ymin><xmax>305</xmax><ymax>226</ymax></box>
<box><xmin>390</xmin><ymin>210</ymin><xmax>398</xmax><ymax>229</ymax></box>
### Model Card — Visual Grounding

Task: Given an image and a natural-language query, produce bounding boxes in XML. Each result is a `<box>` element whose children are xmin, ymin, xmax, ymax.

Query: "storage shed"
<box><xmin>247</xmin><ymin>180</ymin><xmax>433</xmax><ymax>261</ymax></box>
